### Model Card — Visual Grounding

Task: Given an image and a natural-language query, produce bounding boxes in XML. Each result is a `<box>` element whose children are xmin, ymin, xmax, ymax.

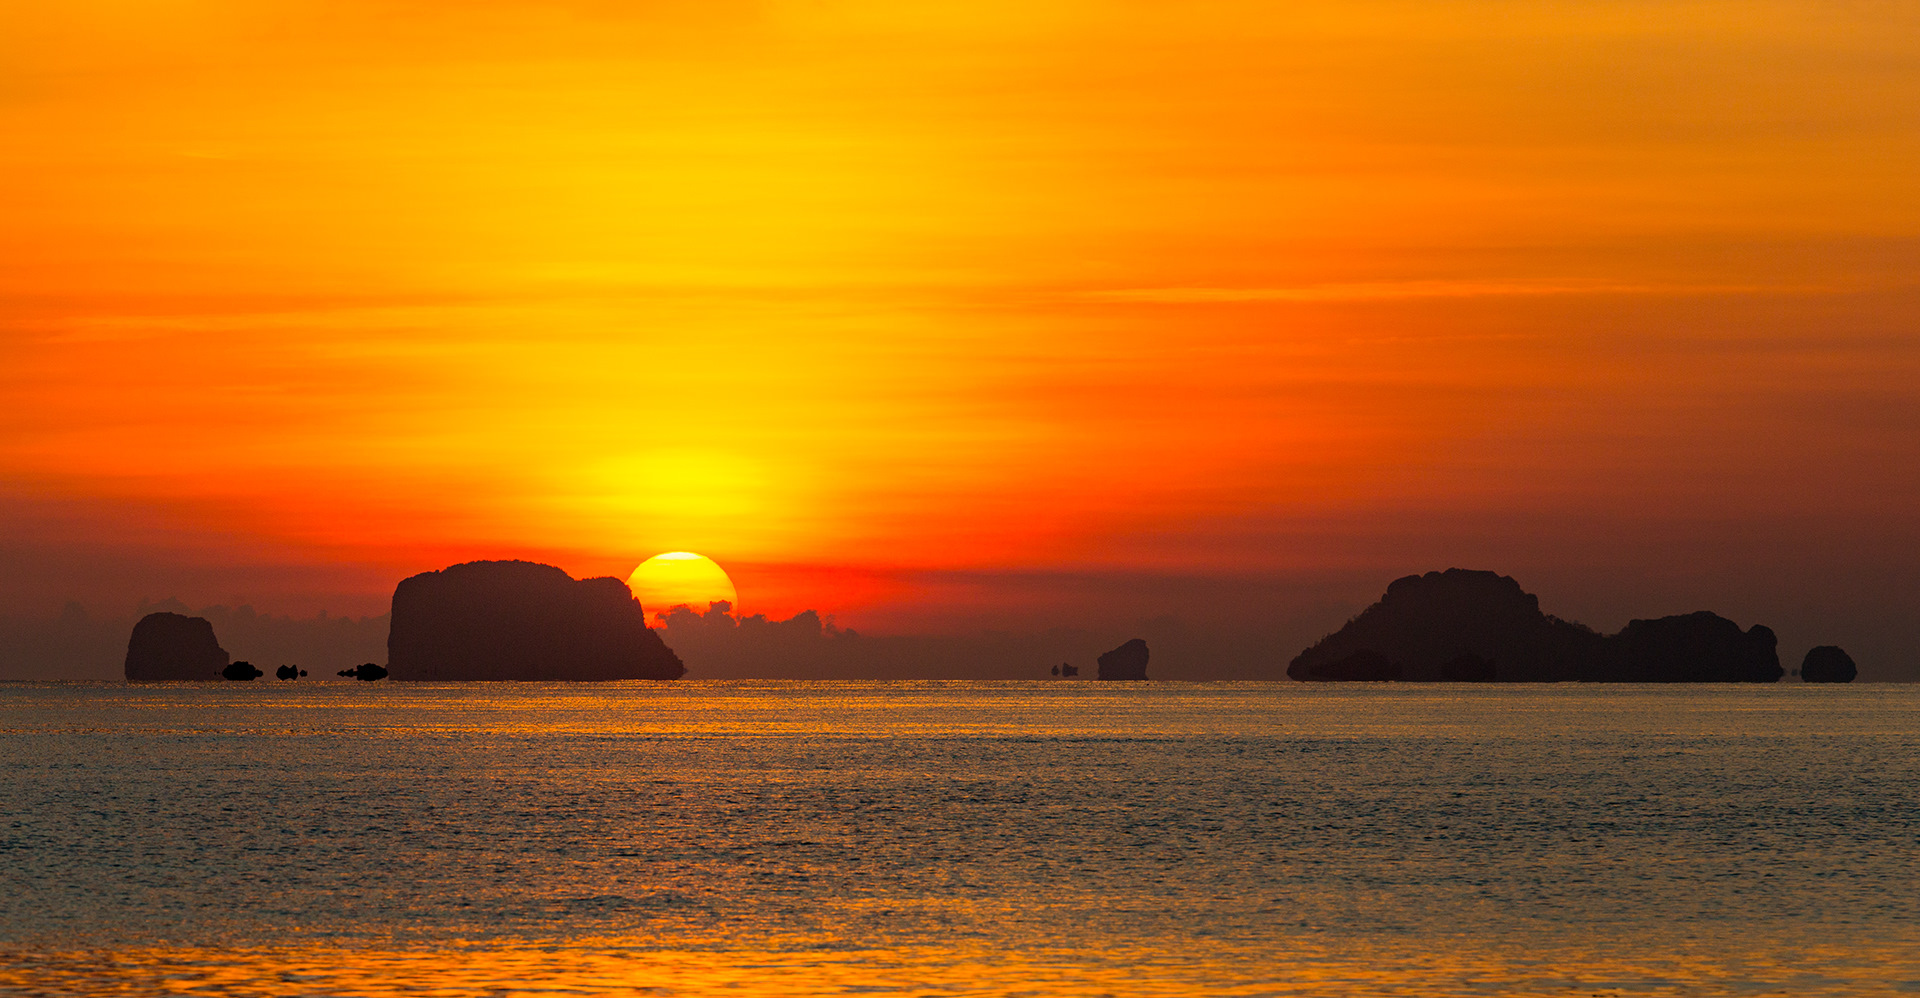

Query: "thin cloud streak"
<box><xmin>1081</xmin><ymin>280</ymin><xmax>1837</xmax><ymax>304</ymax></box>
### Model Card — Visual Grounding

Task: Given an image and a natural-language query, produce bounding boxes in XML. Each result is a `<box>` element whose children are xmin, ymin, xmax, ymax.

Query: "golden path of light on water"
<box><xmin>0</xmin><ymin>937</ymin><xmax>1907</xmax><ymax>997</ymax></box>
<box><xmin>5</xmin><ymin>685</ymin><xmax>1917</xmax><ymax>998</ymax></box>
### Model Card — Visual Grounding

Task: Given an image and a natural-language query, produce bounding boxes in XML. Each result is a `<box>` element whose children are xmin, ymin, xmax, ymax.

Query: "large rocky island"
<box><xmin>1289</xmin><ymin>569</ymin><xmax>1790</xmax><ymax>682</ymax></box>
<box><xmin>1096</xmin><ymin>638</ymin><xmax>1150</xmax><ymax>681</ymax></box>
<box><xmin>125</xmin><ymin>612</ymin><xmax>230</xmax><ymax>681</ymax></box>
<box><xmin>387</xmin><ymin>560</ymin><xmax>685</xmax><ymax>681</ymax></box>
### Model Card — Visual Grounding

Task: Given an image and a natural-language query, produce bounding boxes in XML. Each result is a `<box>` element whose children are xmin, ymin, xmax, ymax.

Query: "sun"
<box><xmin>626</xmin><ymin>552</ymin><xmax>739</xmax><ymax>620</ymax></box>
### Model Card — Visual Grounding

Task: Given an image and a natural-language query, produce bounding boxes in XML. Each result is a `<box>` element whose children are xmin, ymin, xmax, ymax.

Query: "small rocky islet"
<box><xmin>1799</xmin><ymin>645</ymin><xmax>1858</xmax><ymax>683</ymax></box>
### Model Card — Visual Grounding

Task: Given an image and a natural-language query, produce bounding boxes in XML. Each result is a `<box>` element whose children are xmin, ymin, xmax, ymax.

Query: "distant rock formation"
<box><xmin>275</xmin><ymin>665</ymin><xmax>299</xmax><ymax>680</ymax></box>
<box><xmin>223</xmin><ymin>660</ymin><xmax>263</xmax><ymax>681</ymax></box>
<box><xmin>338</xmin><ymin>662</ymin><xmax>387</xmax><ymax>681</ymax></box>
<box><xmin>1290</xmin><ymin>569</ymin><xmax>1782</xmax><ymax>683</ymax></box>
<box><xmin>125</xmin><ymin>612</ymin><xmax>230</xmax><ymax>681</ymax></box>
<box><xmin>387</xmin><ymin>560</ymin><xmax>685</xmax><ymax>681</ymax></box>
<box><xmin>1614</xmin><ymin>612</ymin><xmax>1781</xmax><ymax>683</ymax></box>
<box><xmin>1097</xmin><ymin>639</ymin><xmax>1149</xmax><ymax>681</ymax></box>
<box><xmin>1288</xmin><ymin>570</ymin><xmax>1606</xmax><ymax>682</ymax></box>
<box><xmin>1800</xmin><ymin>645</ymin><xmax>1858</xmax><ymax>683</ymax></box>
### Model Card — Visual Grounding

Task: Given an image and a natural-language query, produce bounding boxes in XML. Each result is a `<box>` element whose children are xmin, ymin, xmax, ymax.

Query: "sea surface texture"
<box><xmin>1</xmin><ymin>682</ymin><xmax>1915</xmax><ymax>996</ymax></box>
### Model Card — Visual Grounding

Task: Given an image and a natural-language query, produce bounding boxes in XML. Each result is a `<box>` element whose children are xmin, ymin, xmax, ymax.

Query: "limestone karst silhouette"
<box><xmin>1289</xmin><ymin>569</ymin><xmax>1783</xmax><ymax>682</ymax></box>
<box><xmin>387</xmin><ymin>560</ymin><xmax>684</xmax><ymax>681</ymax></box>
<box><xmin>1800</xmin><ymin>645</ymin><xmax>1857</xmax><ymax>683</ymax></box>
<box><xmin>338</xmin><ymin>662</ymin><xmax>387</xmax><ymax>681</ymax></box>
<box><xmin>1614</xmin><ymin>611</ymin><xmax>1781</xmax><ymax>682</ymax></box>
<box><xmin>1096</xmin><ymin>639</ymin><xmax>1149</xmax><ymax>681</ymax></box>
<box><xmin>124</xmin><ymin>612</ymin><xmax>230</xmax><ymax>681</ymax></box>
<box><xmin>1288</xmin><ymin>570</ymin><xmax>1605</xmax><ymax>682</ymax></box>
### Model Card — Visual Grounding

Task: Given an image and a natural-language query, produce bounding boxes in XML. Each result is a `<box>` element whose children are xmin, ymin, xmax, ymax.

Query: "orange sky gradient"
<box><xmin>4</xmin><ymin>1</ymin><xmax>1918</xmax><ymax>663</ymax></box>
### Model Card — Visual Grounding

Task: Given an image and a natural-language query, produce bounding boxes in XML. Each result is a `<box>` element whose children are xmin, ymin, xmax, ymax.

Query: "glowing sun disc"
<box><xmin>627</xmin><ymin>551</ymin><xmax>738</xmax><ymax>618</ymax></box>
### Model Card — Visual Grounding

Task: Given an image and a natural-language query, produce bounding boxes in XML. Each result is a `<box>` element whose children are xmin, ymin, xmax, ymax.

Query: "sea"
<box><xmin>0</xmin><ymin>681</ymin><xmax>1915</xmax><ymax>997</ymax></box>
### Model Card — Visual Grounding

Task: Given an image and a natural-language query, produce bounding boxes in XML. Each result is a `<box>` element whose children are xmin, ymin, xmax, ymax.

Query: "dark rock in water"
<box><xmin>275</xmin><ymin>665</ymin><xmax>299</xmax><ymax>681</ymax></box>
<box><xmin>1289</xmin><ymin>569</ymin><xmax>1783</xmax><ymax>683</ymax></box>
<box><xmin>338</xmin><ymin>662</ymin><xmax>388</xmax><ymax>682</ymax></box>
<box><xmin>1288</xmin><ymin>570</ymin><xmax>1606</xmax><ymax>682</ymax></box>
<box><xmin>1096</xmin><ymin>639</ymin><xmax>1149</xmax><ymax>681</ymax></box>
<box><xmin>1061</xmin><ymin>663</ymin><xmax>1078</xmax><ymax>677</ymax></box>
<box><xmin>1800</xmin><ymin>645</ymin><xmax>1857</xmax><ymax>683</ymax></box>
<box><xmin>387</xmin><ymin>560</ymin><xmax>685</xmax><ymax>681</ymax></box>
<box><xmin>125</xmin><ymin>612</ymin><xmax>230</xmax><ymax>681</ymax></box>
<box><xmin>1611</xmin><ymin>612</ymin><xmax>1781</xmax><ymax>683</ymax></box>
<box><xmin>223</xmin><ymin>660</ymin><xmax>264</xmax><ymax>681</ymax></box>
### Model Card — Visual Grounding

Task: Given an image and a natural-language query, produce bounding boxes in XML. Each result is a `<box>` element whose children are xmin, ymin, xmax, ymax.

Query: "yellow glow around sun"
<box><xmin>627</xmin><ymin>552</ymin><xmax>739</xmax><ymax>619</ymax></box>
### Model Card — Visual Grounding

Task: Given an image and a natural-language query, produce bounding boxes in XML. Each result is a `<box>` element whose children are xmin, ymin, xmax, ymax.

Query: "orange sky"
<box><xmin>3</xmin><ymin>1</ymin><xmax>1918</xmax><ymax>656</ymax></box>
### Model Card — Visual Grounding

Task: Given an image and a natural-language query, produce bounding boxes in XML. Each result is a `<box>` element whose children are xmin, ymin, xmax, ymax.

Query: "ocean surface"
<box><xmin>0</xmin><ymin>681</ymin><xmax>1915</xmax><ymax>997</ymax></box>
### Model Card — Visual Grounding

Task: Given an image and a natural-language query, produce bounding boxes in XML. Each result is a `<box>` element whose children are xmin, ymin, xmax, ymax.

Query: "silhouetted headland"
<box><xmin>1097</xmin><ymin>639</ymin><xmax>1150</xmax><ymax>681</ymax></box>
<box><xmin>387</xmin><ymin>560</ymin><xmax>684</xmax><ymax>681</ymax></box>
<box><xmin>1289</xmin><ymin>569</ymin><xmax>1784</xmax><ymax>682</ymax></box>
<box><xmin>1800</xmin><ymin>645</ymin><xmax>1858</xmax><ymax>683</ymax></box>
<box><xmin>124</xmin><ymin>612</ymin><xmax>230</xmax><ymax>681</ymax></box>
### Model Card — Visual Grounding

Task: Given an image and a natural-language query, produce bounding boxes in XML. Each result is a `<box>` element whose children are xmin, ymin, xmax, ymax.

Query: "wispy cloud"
<box><xmin>1077</xmin><ymin>280</ymin><xmax>1814</xmax><ymax>304</ymax></box>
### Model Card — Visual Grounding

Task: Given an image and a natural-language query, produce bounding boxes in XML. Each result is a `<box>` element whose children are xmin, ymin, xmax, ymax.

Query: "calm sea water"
<box><xmin>0</xmin><ymin>681</ymin><xmax>1915</xmax><ymax>996</ymax></box>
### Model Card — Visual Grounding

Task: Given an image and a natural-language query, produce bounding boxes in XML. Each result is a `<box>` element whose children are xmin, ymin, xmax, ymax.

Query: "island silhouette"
<box><xmin>222</xmin><ymin>660</ymin><xmax>263</xmax><ymax>681</ymax></box>
<box><xmin>1288</xmin><ymin>568</ymin><xmax>1814</xmax><ymax>682</ymax></box>
<box><xmin>387</xmin><ymin>560</ymin><xmax>684</xmax><ymax>681</ymax></box>
<box><xmin>124</xmin><ymin>612</ymin><xmax>229</xmax><ymax>681</ymax></box>
<box><xmin>1096</xmin><ymin>638</ymin><xmax>1150</xmax><ymax>681</ymax></box>
<box><xmin>118</xmin><ymin>562</ymin><xmax>682</xmax><ymax>682</ymax></box>
<box><xmin>1800</xmin><ymin>645</ymin><xmax>1858</xmax><ymax>683</ymax></box>
<box><xmin>116</xmin><ymin>564</ymin><xmax>1857</xmax><ymax>683</ymax></box>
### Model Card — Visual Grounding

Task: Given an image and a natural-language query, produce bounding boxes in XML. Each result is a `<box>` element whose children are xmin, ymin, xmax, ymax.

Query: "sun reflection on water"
<box><xmin>3</xmin><ymin>937</ymin><xmax>1911</xmax><ymax>997</ymax></box>
<box><xmin>1</xmin><ymin>682</ymin><xmax>1916</xmax><ymax>996</ymax></box>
